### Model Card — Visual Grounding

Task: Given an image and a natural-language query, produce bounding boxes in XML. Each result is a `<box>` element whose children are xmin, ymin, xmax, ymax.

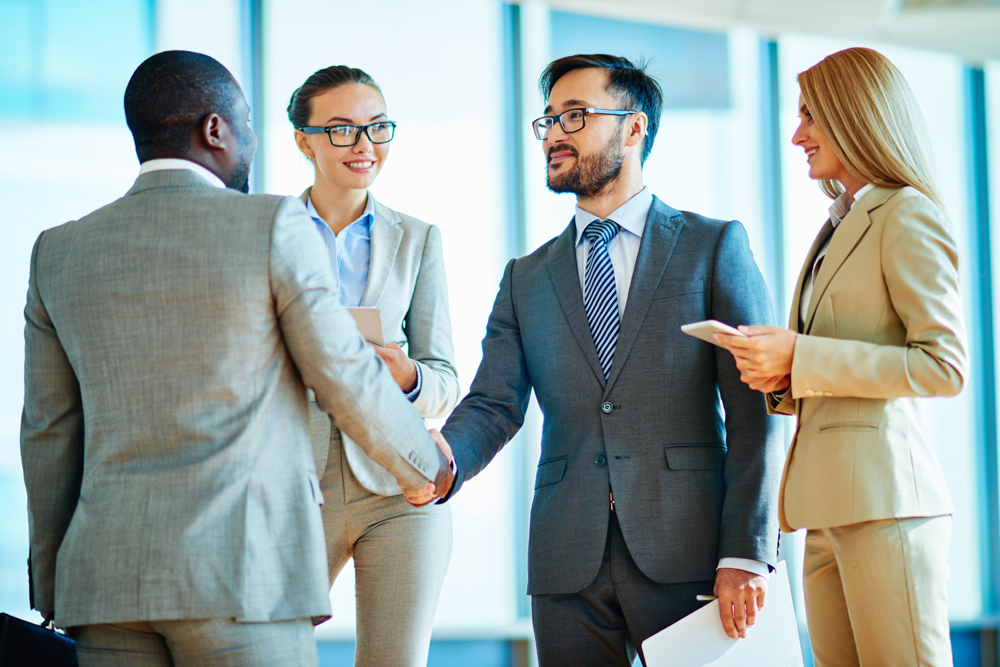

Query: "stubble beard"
<box><xmin>546</xmin><ymin>136</ymin><xmax>625</xmax><ymax>199</ymax></box>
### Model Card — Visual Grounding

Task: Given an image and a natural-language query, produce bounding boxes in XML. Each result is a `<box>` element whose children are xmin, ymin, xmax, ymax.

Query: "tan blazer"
<box><xmin>770</xmin><ymin>186</ymin><xmax>968</xmax><ymax>532</ymax></box>
<box><xmin>300</xmin><ymin>189</ymin><xmax>461</xmax><ymax>494</ymax></box>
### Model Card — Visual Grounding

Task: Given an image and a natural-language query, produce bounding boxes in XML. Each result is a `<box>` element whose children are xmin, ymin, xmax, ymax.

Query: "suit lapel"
<box><xmin>547</xmin><ymin>220</ymin><xmax>607</xmax><ymax>386</ymax></box>
<box><xmin>360</xmin><ymin>199</ymin><xmax>402</xmax><ymax>307</ymax></box>
<box><xmin>802</xmin><ymin>188</ymin><xmax>896</xmax><ymax>332</ymax></box>
<box><xmin>790</xmin><ymin>219</ymin><xmax>833</xmax><ymax>332</ymax></box>
<box><xmin>603</xmin><ymin>197</ymin><xmax>684</xmax><ymax>396</ymax></box>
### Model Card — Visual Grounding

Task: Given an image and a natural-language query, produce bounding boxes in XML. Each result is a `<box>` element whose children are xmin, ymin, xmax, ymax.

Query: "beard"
<box><xmin>227</xmin><ymin>163</ymin><xmax>251</xmax><ymax>194</ymax></box>
<box><xmin>546</xmin><ymin>136</ymin><xmax>625</xmax><ymax>198</ymax></box>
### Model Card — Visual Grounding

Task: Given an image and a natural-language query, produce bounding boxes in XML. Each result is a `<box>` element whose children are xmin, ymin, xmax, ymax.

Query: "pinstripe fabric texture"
<box><xmin>583</xmin><ymin>219</ymin><xmax>621</xmax><ymax>379</ymax></box>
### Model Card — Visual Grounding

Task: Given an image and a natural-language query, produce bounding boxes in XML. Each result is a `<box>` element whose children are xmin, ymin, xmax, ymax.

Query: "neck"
<box><xmin>310</xmin><ymin>180</ymin><xmax>368</xmax><ymax>236</ymax></box>
<box><xmin>839</xmin><ymin>171</ymin><xmax>868</xmax><ymax>200</ymax></box>
<box><xmin>576</xmin><ymin>165</ymin><xmax>644</xmax><ymax>220</ymax></box>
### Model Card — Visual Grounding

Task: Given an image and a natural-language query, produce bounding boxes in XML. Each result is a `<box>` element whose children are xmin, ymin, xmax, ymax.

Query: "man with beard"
<box><xmin>403</xmin><ymin>54</ymin><xmax>783</xmax><ymax>666</ymax></box>
<box><xmin>20</xmin><ymin>50</ymin><xmax>453</xmax><ymax>666</ymax></box>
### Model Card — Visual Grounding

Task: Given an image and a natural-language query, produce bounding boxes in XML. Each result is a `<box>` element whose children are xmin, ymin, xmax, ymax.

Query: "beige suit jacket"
<box><xmin>301</xmin><ymin>189</ymin><xmax>460</xmax><ymax>495</ymax></box>
<box><xmin>771</xmin><ymin>186</ymin><xmax>968</xmax><ymax>532</ymax></box>
<box><xmin>20</xmin><ymin>170</ymin><xmax>449</xmax><ymax>627</ymax></box>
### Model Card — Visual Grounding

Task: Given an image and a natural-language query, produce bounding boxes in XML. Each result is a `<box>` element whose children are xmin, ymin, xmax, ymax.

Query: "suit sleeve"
<box><xmin>439</xmin><ymin>259</ymin><xmax>532</xmax><ymax>500</ymax></box>
<box><xmin>269</xmin><ymin>197</ymin><xmax>449</xmax><ymax>490</ymax></box>
<box><xmin>404</xmin><ymin>224</ymin><xmax>461</xmax><ymax>418</ymax></box>
<box><xmin>790</xmin><ymin>194</ymin><xmax>968</xmax><ymax>399</ymax></box>
<box><xmin>712</xmin><ymin>221</ymin><xmax>784</xmax><ymax>566</ymax></box>
<box><xmin>20</xmin><ymin>232</ymin><xmax>85</xmax><ymax>613</ymax></box>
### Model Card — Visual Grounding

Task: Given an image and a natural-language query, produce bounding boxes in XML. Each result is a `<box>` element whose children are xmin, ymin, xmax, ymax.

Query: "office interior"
<box><xmin>1</xmin><ymin>0</ymin><xmax>999</xmax><ymax>665</ymax></box>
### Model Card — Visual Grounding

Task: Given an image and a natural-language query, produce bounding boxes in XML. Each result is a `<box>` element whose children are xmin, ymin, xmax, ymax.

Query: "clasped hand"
<box><xmin>371</xmin><ymin>342</ymin><xmax>418</xmax><ymax>393</ymax></box>
<box><xmin>713</xmin><ymin>325</ymin><xmax>796</xmax><ymax>394</ymax></box>
<box><xmin>400</xmin><ymin>428</ymin><xmax>454</xmax><ymax>507</ymax></box>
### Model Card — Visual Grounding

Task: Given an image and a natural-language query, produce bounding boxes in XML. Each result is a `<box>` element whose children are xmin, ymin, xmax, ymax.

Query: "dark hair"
<box><xmin>539</xmin><ymin>54</ymin><xmax>662</xmax><ymax>165</ymax></box>
<box><xmin>124</xmin><ymin>50</ymin><xmax>241</xmax><ymax>162</ymax></box>
<box><xmin>287</xmin><ymin>66</ymin><xmax>382</xmax><ymax>129</ymax></box>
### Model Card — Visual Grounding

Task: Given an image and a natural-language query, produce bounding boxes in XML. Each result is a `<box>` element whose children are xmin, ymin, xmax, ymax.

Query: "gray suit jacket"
<box><xmin>441</xmin><ymin>197</ymin><xmax>784</xmax><ymax>595</ymax></box>
<box><xmin>302</xmin><ymin>190</ymin><xmax>460</xmax><ymax>495</ymax></box>
<box><xmin>20</xmin><ymin>170</ymin><xmax>449</xmax><ymax>627</ymax></box>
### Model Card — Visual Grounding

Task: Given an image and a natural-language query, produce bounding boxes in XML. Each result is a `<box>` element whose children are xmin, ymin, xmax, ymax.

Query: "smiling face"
<box><xmin>791</xmin><ymin>94</ymin><xmax>853</xmax><ymax>185</ymax></box>
<box><xmin>295</xmin><ymin>83</ymin><xmax>389</xmax><ymax>192</ymax></box>
<box><xmin>543</xmin><ymin>68</ymin><xmax>628</xmax><ymax>198</ymax></box>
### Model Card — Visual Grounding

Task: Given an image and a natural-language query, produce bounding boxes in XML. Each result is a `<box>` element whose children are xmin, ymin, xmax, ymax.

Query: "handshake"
<box><xmin>401</xmin><ymin>428</ymin><xmax>455</xmax><ymax>507</ymax></box>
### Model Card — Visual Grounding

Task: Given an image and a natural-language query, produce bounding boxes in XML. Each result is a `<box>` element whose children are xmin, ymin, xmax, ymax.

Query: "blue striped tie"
<box><xmin>583</xmin><ymin>219</ymin><xmax>621</xmax><ymax>379</ymax></box>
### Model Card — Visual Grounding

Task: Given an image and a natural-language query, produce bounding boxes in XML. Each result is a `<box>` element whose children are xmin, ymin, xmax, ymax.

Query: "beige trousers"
<box><xmin>803</xmin><ymin>515</ymin><xmax>952</xmax><ymax>667</ymax></box>
<box><xmin>70</xmin><ymin>617</ymin><xmax>317</xmax><ymax>667</ymax></box>
<box><xmin>318</xmin><ymin>431</ymin><xmax>453</xmax><ymax>667</ymax></box>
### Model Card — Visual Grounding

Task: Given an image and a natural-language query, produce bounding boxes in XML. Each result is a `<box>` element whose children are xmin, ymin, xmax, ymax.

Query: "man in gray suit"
<box><xmin>405</xmin><ymin>54</ymin><xmax>783</xmax><ymax>666</ymax></box>
<box><xmin>20</xmin><ymin>51</ymin><xmax>452</xmax><ymax>667</ymax></box>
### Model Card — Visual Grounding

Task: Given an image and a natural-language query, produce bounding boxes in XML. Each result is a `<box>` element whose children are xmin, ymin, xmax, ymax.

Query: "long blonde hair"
<box><xmin>797</xmin><ymin>47</ymin><xmax>943</xmax><ymax>207</ymax></box>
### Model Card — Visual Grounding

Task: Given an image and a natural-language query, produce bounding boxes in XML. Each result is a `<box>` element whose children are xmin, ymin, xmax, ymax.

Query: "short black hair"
<box><xmin>124</xmin><ymin>50</ymin><xmax>241</xmax><ymax>162</ymax></box>
<box><xmin>539</xmin><ymin>54</ymin><xmax>663</xmax><ymax>165</ymax></box>
<box><xmin>287</xmin><ymin>65</ymin><xmax>382</xmax><ymax>129</ymax></box>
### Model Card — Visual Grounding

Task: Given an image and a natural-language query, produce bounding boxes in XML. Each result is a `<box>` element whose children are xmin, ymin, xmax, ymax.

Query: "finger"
<box><xmin>734</xmin><ymin>598</ymin><xmax>748</xmax><ymax>638</ymax></box>
<box><xmin>719</xmin><ymin>600</ymin><xmax>738</xmax><ymax>640</ymax></box>
<box><xmin>428</xmin><ymin>428</ymin><xmax>453</xmax><ymax>460</ymax></box>
<box><xmin>746</xmin><ymin>594</ymin><xmax>759</xmax><ymax>627</ymax></box>
<box><xmin>384</xmin><ymin>342</ymin><xmax>401</xmax><ymax>350</ymax></box>
<box><xmin>737</xmin><ymin>325</ymin><xmax>779</xmax><ymax>336</ymax></box>
<box><xmin>757</xmin><ymin>584</ymin><xmax>767</xmax><ymax>610</ymax></box>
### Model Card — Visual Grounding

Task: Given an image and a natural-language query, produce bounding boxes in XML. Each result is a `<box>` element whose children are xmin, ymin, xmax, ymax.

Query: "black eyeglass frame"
<box><xmin>297</xmin><ymin>120</ymin><xmax>398</xmax><ymax>146</ymax></box>
<box><xmin>531</xmin><ymin>108</ymin><xmax>637</xmax><ymax>140</ymax></box>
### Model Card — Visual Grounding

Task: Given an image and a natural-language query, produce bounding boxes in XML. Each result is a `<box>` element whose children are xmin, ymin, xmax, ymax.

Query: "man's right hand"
<box><xmin>402</xmin><ymin>429</ymin><xmax>454</xmax><ymax>506</ymax></box>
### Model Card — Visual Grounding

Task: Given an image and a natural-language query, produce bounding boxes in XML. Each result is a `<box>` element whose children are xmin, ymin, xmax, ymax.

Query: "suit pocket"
<box><xmin>664</xmin><ymin>445</ymin><xmax>726</xmax><ymax>470</ymax></box>
<box><xmin>652</xmin><ymin>279</ymin><xmax>704</xmax><ymax>301</ymax></box>
<box><xmin>534</xmin><ymin>456</ymin><xmax>567</xmax><ymax>489</ymax></box>
<box><xmin>819</xmin><ymin>422</ymin><xmax>879</xmax><ymax>433</ymax></box>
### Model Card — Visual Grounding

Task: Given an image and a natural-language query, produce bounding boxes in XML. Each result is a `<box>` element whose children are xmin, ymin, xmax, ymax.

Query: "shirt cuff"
<box><xmin>717</xmin><ymin>557</ymin><xmax>771</xmax><ymax>579</ymax></box>
<box><xmin>404</xmin><ymin>361</ymin><xmax>422</xmax><ymax>402</ymax></box>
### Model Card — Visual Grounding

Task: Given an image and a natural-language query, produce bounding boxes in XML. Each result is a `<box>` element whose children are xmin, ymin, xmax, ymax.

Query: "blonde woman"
<box><xmin>716</xmin><ymin>47</ymin><xmax>968</xmax><ymax>665</ymax></box>
<box><xmin>288</xmin><ymin>66</ymin><xmax>460</xmax><ymax>666</ymax></box>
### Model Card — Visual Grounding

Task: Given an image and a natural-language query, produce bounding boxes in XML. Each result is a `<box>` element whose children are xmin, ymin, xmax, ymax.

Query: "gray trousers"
<box><xmin>69</xmin><ymin>617</ymin><xmax>317</xmax><ymax>667</ymax></box>
<box><xmin>319</xmin><ymin>431</ymin><xmax>453</xmax><ymax>667</ymax></box>
<box><xmin>531</xmin><ymin>511</ymin><xmax>714</xmax><ymax>667</ymax></box>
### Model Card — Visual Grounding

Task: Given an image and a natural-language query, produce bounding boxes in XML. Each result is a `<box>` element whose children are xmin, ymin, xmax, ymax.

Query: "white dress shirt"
<box><xmin>574</xmin><ymin>186</ymin><xmax>769</xmax><ymax>579</ymax></box>
<box><xmin>138</xmin><ymin>158</ymin><xmax>226</xmax><ymax>189</ymax></box>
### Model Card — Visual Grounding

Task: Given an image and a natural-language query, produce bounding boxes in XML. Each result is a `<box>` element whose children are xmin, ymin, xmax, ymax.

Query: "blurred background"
<box><xmin>2</xmin><ymin>0</ymin><xmax>999</xmax><ymax>665</ymax></box>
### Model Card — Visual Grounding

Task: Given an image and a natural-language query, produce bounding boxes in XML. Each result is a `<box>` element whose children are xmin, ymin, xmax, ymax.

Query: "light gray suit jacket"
<box><xmin>302</xmin><ymin>189</ymin><xmax>460</xmax><ymax>495</ymax></box>
<box><xmin>442</xmin><ymin>197</ymin><xmax>784</xmax><ymax>595</ymax></box>
<box><xmin>20</xmin><ymin>170</ymin><xmax>449</xmax><ymax>627</ymax></box>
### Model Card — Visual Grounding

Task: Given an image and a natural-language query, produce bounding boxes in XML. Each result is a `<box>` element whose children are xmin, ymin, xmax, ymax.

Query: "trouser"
<box><xmin>531</xmin><ymin>511</ymin><xmax>714</xmax><ymax>667</ymax></box>
<box><xmin>804</xmin><ymin>515</ymin><xmax>953</xmax><ymax>667</ymax></box>
<box><xmin>69</xmin><ymin>617</ymin><xmax>316</xmax><ymax>667</ymax></box>
<box><xmin>319</xmin><ymin>431</ymin><xmax>453</xmax><ymax>667</ymax></box>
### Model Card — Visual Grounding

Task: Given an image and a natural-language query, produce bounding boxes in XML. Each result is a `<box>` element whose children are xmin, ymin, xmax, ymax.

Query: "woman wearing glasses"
<box><xmin>716</xmin><ymin>48</ymin><xmax>967</xmax><ymax>665</ymax></box>
<box><xmin>288</xmin><ymin>66</ymin><xmax>460</xmax><ymax>667</ymax></box>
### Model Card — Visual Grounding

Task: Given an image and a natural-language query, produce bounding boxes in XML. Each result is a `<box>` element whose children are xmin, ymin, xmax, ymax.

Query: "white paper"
<box><xmin>642</xmin><ymin>561</ymin><xmax>803</xmax><ymax>667</ymax></box>
<box><xmin>346</xmin><ymin>307</ymin><xmax>385</xmax><ymax>347</ymax></box>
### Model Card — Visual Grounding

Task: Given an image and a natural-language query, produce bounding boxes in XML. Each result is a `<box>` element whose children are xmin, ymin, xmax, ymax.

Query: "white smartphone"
<box><xmin>346</xmin><ymin>307</ymin><xmax>385</xmax><ymax>347</ymax></box>
<box><xmin>680</xmin><ymin>319</ymin><xmax>746</xmax><ymax>347</ymax></box>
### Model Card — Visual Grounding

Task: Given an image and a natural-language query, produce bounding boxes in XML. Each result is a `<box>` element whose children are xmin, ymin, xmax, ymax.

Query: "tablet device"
<box><xmin>680</xmin><ymin>319</ymin><xmax>746</xmax><ymax>347</ymax></box>
<box><xmin>346</xmin><ymin>307</ymin><xmax>385</xmax><ymax>347</ymax></box>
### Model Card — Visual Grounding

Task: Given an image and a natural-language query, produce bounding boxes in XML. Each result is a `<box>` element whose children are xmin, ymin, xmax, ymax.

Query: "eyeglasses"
<box><xmin>297</xmin><ymin>120</ymin><xmax>397</xmax><ymax>147</ymax></box>
<box><xmin>531</xmin><ymin>108</ymin><xmax>636</xmax><ymax>140</ymax></box>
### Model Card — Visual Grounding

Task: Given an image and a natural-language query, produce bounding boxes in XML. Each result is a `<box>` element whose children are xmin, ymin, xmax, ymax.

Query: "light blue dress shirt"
<box><xmin>306</xmin><ymin>192</ymin><xmax>422</xmax><ymax>401</ymax></box>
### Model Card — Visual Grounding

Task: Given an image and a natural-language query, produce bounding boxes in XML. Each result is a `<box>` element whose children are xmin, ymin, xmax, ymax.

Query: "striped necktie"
<box><xmin>583</xmin><ymin>219</ymin><xmax>621</xmax><ymax>379</ymax></box>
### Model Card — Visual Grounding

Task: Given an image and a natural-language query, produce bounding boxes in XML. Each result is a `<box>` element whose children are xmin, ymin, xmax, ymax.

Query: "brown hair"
<box><xmin>287</xmin><ymin>65</ymin><xmax>382</xmax><ymax>129</ymax></box>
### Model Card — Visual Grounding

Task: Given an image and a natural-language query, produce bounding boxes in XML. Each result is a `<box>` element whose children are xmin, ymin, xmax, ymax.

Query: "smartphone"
<box><xmin>680</xmin><ymin>319</ymin><xmax>746</xmax><ymax>347</ymax></box>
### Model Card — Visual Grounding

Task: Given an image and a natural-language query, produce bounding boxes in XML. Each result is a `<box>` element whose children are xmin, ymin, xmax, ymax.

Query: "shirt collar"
<box><xmin>138</xmin><ymin>158</ymin><xmax>226</xmax><ymax>189</ymax></box>
<box><xmin>829</xmin><ymin>183</ymin><xmax>875</xmax><ymax>228</ymax></box>
<box><xmin>574</xmin><ymin>187</ymin><xmax>653</xmax><ymax>246</ymax></box>
<box><xmin>307</xmin><ymin>192</ymin><xmax>374</xmax><ymax>236</ymax></box>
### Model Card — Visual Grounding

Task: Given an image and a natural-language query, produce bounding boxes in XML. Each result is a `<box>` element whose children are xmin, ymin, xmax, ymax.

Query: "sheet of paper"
<box><xmin>642</xmin><ymin>561</ymin><xmax>803</xmax><ymax>667</ymax></box>
<box><xmin>346</xmin><ymin>307</ymin><xmax>385</xmax><ymax>347</ymax></box>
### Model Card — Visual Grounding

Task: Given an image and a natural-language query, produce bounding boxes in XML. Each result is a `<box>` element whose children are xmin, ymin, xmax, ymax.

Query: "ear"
<box><xmin>623</xmin><ymin>111</ymin><xmax>648</xmax><ymax>149</ymax></box>
<box><xmin>294</xmin><ymin>129</ymin><xmax>315</xmax><ymax>161</ymax></box>
<box><xmin>201</xmin><ymin>113</ymin><xmax>227</xmax><ymax>150</ymax></box>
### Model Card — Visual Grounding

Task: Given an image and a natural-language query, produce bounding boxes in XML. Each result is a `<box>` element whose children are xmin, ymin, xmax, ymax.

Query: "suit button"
<box><xmin>601</xmin><ymin>401</ymin><xmax>613</xmax><ymax>414</ymax></box>
<box><xmin>595</xmin><ymin>454</ymin><xmax>607</xmax><ymax>467</ymax></box>
<box><xmin>804</xmin><ymin>390</ymin><xmax>815</xmax><ymax>397</ymax></box>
